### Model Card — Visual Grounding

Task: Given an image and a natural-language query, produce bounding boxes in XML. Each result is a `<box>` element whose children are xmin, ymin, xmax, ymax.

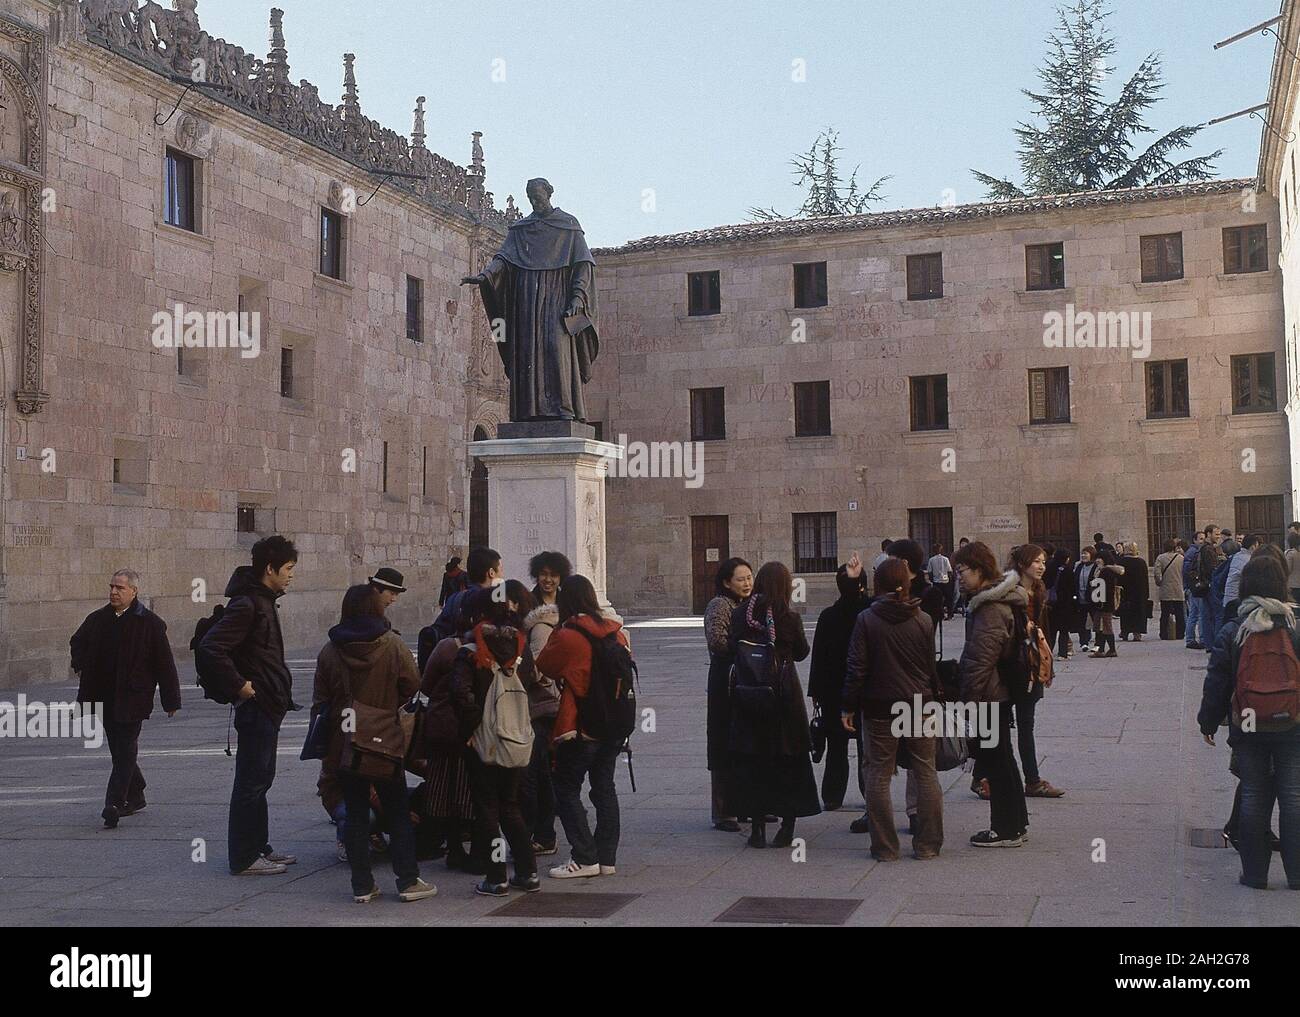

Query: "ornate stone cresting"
<box><xmin>76</xmin><ymin>0</ymin><xmax>506</xmax><ymax>229</ymax></box>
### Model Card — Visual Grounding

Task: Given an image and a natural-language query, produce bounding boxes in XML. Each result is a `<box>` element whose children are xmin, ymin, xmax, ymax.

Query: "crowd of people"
<box><xmin>69</xmin><ymin>538</ymin><xmax>635</xmax><ymax>904</ymax></box>
<box><xmin>704</xmin><ymin>528</ymin><xmax>1298</xmax><ymax>888</ymax></box>
<box><xmin>64</xmin><ymin>520</ymin><xmax>1298</xmax><ymax>901</ymax></box>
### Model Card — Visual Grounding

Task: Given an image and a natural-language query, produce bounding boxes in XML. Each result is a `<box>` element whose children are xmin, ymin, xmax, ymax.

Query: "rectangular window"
<box><xmin>112</xmin><ymin>457</ymin><xmax>122</xmax><ymax>484</ymax></box>
<box><xmin>1140</xmin><ymin>232</ymin><xmax>1183</xmax><ymax>282</ymax></box>
<box><xmin>176</xmin><ymin>346</ymin><xmax>184</xmax><ymax>376</ymax></box>
<box><xmin>382</xmin><ymin>441</ymin><xmax>389</xmax><ymax>494</ymax></box>
<box><xmin>236</xmin><ymin>504</ymin><xmax>257</xmax><ymax>534</ymax></box>
<box><xmin>164</xmin><ymin>148</ymin><xmax>195</xmax><ymax>231</ymax></box>
<box><xmin>908</xmin><ymin>507</ymin><xmax>954</xmax><ymax>557</ymax></box>
<box><xmin>320</xmin><ymin>208</ymin><xmax>343</xmax><ymax>279</ymax></box>
<box><xmin>906</xmin><ymin>252</ymin><xmax>943</xmax><ymax>300</ymax></box>
<box><xmin>793</xmin><ymin>380</ymin><xmax>831</xmax><ymax>437</ymax></box>
<box><xmin>1235</xmin><ymin>495</ymin><xmax>1285</xmax><ymax>550</ymax></box>
<box><xmin>792</xmin><ymin>512</ymin><xmax>838</xmax><ymax>573</ymax></box>
<box><xmin>1231</xmin><ymin>353</ymin><xmax>1277</xmax><ymax>414</ymax></box>
<box><xmin>793</xmin><ymin>261</ymin><xmax>828</xmax><ymax>308</ymax></box>
<box><xmin>1025</xmin><ymin>242</ymin><xmax>1065</xmax><ymax>291</ymax></box>
<box><xmin>690</xmin><ymin>387</ymin><xmax>726</xmax><ymax>441</ymax></box>
<box><xmin>1028</xmin><ymin>366</ymin><xmax>1070</xmax><ymax>424</ymax></box>
<box><xmin>1145</xmin><ymin>359</ymin><xmax>1189</xmax><ymax>419</ymax></box>
<box><xmin>1223</xmin><ymin>225</ymin><xmax>1268</xmax><ymax>274</ymax></box>
<box><xmin>687</xmin><ymin>271</ymin><xmax>720</xmax><ymax>315</ymax></box>
<box><xmin>1145</xmin><ymin>498</ymin><xmax>1195</xmax><ymax>560</ymax></box>
<box><xmin>910</xmin><ymin>374</ymin><xmax>949</xmax><ymax>431</ymax></box>
<box><xmin>406</xmin><ymin>275</ymin><xmax>423</xmax><ymax>340</ymax></box>
<box><xmin>280</xmin><ymin>346</ymin><xmax>294</xmax><ymax>399</ymax></box>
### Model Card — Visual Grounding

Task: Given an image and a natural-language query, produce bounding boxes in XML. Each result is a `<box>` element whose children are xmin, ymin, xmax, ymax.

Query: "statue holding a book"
<box><xmin>462</xmin><ymin>178</ymin><xmax>599</xmax><ymax>423</ymax></box>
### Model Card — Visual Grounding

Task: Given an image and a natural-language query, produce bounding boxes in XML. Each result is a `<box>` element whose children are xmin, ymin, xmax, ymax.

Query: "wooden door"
<box><xmin>690</xmin><ymin>515</ymin><xmax>729</xmax><ymax>614</ymax></box>
<box><xmin>1027</xmin><ymin>502</ymin><xmax>1080</xmax><ymax>558</ymax></box>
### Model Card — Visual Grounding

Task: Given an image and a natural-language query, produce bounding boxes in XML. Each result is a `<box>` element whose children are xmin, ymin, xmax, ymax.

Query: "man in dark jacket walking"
<box><xmin>70</xmin><ymin>570</ymin><xmax>181</xmax><ymax>829</ymax></box>
<box><xmin>808</xmin><ymin>556</ymin><xmax>871</xmax><ymax>811</ymax></box>
<box><xmin>197</xmin><ymin>535</ymin><xmax>299</xmax><ymax>875</ymax></box>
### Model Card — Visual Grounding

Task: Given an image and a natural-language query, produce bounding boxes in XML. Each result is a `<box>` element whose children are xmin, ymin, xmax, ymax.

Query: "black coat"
<box><xmin>196</xmin><ymin>566</ymin><xmax>297</xmax><ymax>723</ymax></box>
<box><xmin>72</xmin><ymin>600</ymin><xmax>181</xmax><ymax>723</ymax></box>
<box><xmin>807</xmin><ymin>569</ymin><xmax>871</xmax><ymax>715</ymax></box>
<box><xmin>728</xmin><ymin>595</ymin><xmax>811</xmax><ymax>757</ymax></box>
<box><xmin>1117</xmin><ymin>555</ymin><xmax>1150</xmax><ymax>630</ymax></box>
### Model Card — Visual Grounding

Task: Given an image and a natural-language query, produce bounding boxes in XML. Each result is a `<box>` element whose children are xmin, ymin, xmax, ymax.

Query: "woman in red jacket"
<box><xmin>535</xmin><ymin>574</ymin><xmax>631</xmax><ymax>880</ymax></box>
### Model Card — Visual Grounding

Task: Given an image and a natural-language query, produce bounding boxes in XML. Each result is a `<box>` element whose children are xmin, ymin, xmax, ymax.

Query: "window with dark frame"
<box><xmin>164</xmin><ymin>148</ymin><xmax>195</xmax><ymax>231</ymax></box>
<box><xmin>1145</xmin><ymin>498</ymin><xmax>1196</xmax><ymax>560</ymax></box>
<box><xmin>406</xmin><ymin>275</ymin><xmax>423</xmax><ymax>341</ymax></box>
<box><xmin>1145</xmin><ymin>359</ymin><xmax>1190</xmax><ymax>419</ymax></box>
<box><xmin>1223</xmin><ymin>225</ymin><xmax>1268</xmax><ymax>274</ymax></box>
<box><xmin>689</xmin><ymin>387</ymin><xmax>726</xmax><ymax>441</ymax></box>
<box><xmin>279</xmin><ymin>346</ymin><xmax>294</xmax><ymax>398</ymax></box>
<box><xmin>112</xmin><ymin>458</ymin><xmax>122</xmax><ymax>484</ymax></box>
<box><xmin>910</xmin><ymin>374</ymin><xmax>949</xmax><ymax>431</ymax></box>
<box><xmin>908</xmin><ymin>507</ymin><xmax>954</xmax><ymax>556</ymax></box>
<box><xmin>1140</xmin><ymin>232</ymin><xmax>1183</xmax><ymax>282</ymax></box>
<box><xmin>1028</xmin><ymin>366</ymin><xmax>1070</xmax><ymax>424</ymax></box>
<box><xmin>906</xmin><ymin>253</ymin><xmax>943</xmax><ymax>300</ymax></box>
<box><xmin>792</xmin><ymin>512</ymin><xmax>838</xmax><ymax>573</ymax></box>
<box><xmin>1231</xmin><ymin>352</ymin><xmax>1276</xmax><ymax>414</ymax></box>
<box><xmin>793</xmin><ymin>380</ymin><xmax>831</xmax><ymax>437</ymax></box>
<box><xmin>381</xmin><ymin>441</ymin><xmax>389</xmax><ymax>494</ymax></box>
<box><xmin>236</xmin><ymin>504</ymin><xmax>257</xmax><ymax>534</ymax></box>
<box><xmin>793</xmin><ymin>261</ymin><xmax>828</xmax><ymax>308</ymax></box>
<box><xmin>1025</xmin><ymin>242</ymin><xmax>1065</xmax><ymax>290</ymax></box>
<box><xmin>320</xmin><ymin>208</ymin><xmax>343</xmax><ymax>279</ymax></box>
<box><xmin>687</xmin><ymin>271</ymin><xmax>720</xmax><ymax>315</ymax></box>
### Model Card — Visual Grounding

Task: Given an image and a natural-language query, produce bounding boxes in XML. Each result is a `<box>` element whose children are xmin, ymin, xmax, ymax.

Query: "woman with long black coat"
<box><xmin>702</xmin><ymin>557</ymin><xmax>753</xmax><ymax>831</ymax></box>
<box><xmin>1117</xmin><ymin>542</ymin><xmax>1150</xmax><ymax>641</ymax></box>
<box><xmin>1048</xmin><ymin>548</ymin><xmax>1076</xmax><ymax>659</ymax></box>
<box><xmin>729</xmin><ymin>561</ymin><xmax>821</xmax><ymax>849</ymax></box>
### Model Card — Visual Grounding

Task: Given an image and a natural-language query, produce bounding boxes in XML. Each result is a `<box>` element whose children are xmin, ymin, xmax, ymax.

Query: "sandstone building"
<box><xmin>589</xmin><ymin>182</ymin><xmax>1288</xmax><ymax>613</ymax></box>
<box><xmin>0</xmin><ymin>0</ymin><xmax>511</xmax><ymax>684</ymax></box>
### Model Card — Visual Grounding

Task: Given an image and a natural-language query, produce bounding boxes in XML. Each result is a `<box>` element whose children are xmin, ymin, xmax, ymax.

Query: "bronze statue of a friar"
<box><xmin>462</xmin><ymin>178</ymin><xmax>599</xmax><ymax>423</ymax></box>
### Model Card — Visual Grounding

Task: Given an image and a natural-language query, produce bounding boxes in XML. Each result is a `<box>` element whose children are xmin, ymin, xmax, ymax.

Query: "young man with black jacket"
<box><xmin>197</xmin><ymin>535</ymin><xmax>300</xmax><ymax>876</ymax></box>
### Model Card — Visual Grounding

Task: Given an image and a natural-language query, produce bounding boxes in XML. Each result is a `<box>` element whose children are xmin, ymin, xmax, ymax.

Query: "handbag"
<box><xmin>300</xmin><ymin>703</ymin><xmax>332</xmax><ymax>761</ymax></box>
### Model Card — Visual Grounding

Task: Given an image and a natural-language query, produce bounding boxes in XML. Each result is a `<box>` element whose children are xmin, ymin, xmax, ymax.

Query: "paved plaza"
<box><xmin>0</xmin><ymin>617</ymin><xmax>1294</xmax><ymax>927</ymax></box>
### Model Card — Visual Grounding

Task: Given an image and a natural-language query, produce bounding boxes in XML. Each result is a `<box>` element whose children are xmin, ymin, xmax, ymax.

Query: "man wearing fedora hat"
<box><xmin>368</xmin><ymin>568</ymin><xmax>407</xmax><ymax>614</ymax></box>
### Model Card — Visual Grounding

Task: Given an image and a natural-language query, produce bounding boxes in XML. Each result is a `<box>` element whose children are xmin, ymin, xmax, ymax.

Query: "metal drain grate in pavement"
<box><xmin>487</xmin><ymin>892</ymin><xmax>640</xmax><ymax>919</ymax></box>
<box><xmin>714</xmin><ymin>896</ymin><xmax>861</xmax><ymax>925</ymax></box>
<box><xmin>1187</xmin><ymin>827</ymin><xmax>1230</xmax><ymax>848</ymax></box>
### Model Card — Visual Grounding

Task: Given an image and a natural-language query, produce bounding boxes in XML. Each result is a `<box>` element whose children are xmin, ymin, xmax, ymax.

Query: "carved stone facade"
<box><xmin>0</xmin><ymin>0</ymin><xmax>508</xmax><ymax>685</ymax></box>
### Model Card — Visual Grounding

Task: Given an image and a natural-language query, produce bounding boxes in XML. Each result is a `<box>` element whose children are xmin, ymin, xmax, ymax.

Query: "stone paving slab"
<box><xmin>0</xmin><ymin>617</ymin><xmax>1294</xmax><ymax>926</ymax></box>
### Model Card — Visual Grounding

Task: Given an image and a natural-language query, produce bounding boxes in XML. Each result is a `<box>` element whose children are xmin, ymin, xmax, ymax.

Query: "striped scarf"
<box><xmin>746</xmin><ymin>595</ymin><xmax>777</xmax><ymax>647</ymax></box>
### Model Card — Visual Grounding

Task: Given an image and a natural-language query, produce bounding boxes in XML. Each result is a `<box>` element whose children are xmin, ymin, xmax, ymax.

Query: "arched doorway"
<box><xmin>469</xmin><ymin>425</ymin><xmax>489</xmax><ymax>549</ymax></box>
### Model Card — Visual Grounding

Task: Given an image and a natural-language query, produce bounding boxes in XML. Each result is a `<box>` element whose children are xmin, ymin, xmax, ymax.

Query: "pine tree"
<box><xmin>972</xmin><ymin>0</ymin><xmax>1221</xmax><ymax>199</ymax></box>
<box><xmin>749</xmin><ymin>128</ymin><xmax>889</xmax><ymax>221</ymax></box>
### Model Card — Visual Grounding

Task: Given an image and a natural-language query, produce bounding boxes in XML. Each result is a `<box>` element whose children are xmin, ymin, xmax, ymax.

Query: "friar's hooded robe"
<box><xmin>476</xmin><ymin>207</ymin><xmax>599</xmax><ymax>422</ymax></box>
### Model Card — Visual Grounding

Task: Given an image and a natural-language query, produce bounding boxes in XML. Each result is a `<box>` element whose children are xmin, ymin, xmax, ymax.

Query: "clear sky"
<box><xmin>196</xmin><ymin>0</ymin><xmax>1283</xmax><ymax>247</ymax></box>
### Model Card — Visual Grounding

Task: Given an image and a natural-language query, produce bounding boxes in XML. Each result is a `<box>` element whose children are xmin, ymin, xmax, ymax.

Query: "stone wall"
<box><xmin>0</xmin><ymin>0</ymin><xmax>508</xmax><ymax>685</ymax></box>
<box><xmin>590</xmin><ymin>184</ymin><xmax>1288</xmax><ymax>614</ymax></box>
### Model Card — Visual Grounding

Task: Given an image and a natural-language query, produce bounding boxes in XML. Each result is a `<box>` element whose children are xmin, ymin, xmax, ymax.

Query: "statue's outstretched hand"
<box><xmin>460</xmin><ymin>275</ymin><xmax>481</xmax><ymax>286</ymax></box>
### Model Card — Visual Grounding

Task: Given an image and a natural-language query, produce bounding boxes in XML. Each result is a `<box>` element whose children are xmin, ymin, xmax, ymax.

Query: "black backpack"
<box><xmin>191</xmin><ymin>603</ymin><xmax>236</xmax><ymax>705</ymax></box>
<box><xmin>573</xmin><ymin>625</ymin><xmax>638</xmax><ymax>743</ymax></box>
<box><xmin>998</xmin><ymin>603</ymin><xmax>1038</xmax><ymax>707</ymax></box>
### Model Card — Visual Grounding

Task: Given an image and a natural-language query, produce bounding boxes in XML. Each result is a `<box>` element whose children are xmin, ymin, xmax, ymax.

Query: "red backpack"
<box><xmin>1233</xmin><ymin>627</ymin><xmax>1300</xmax><ymax>731</ymax></box>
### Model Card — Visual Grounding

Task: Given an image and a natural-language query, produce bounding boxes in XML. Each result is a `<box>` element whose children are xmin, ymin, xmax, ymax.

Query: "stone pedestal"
<box><xmin>471</xmin><ymin>435</ymin><xmax>624</xmax><ymax>611</ymax></box>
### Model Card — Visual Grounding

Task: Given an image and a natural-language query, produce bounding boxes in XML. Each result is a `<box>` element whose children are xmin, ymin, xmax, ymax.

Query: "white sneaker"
<box><xmin>398</xmin><ymin>878</ymin><xmax>438</xmax><ymax>902</ymax></box>
<box><xmin>599</xmin><ymin>865</ymin><xmax>616</xmax><ymax>876</ymax></box>
<box><xmin>548</xmin><ymin>859</ymin><xmax>601</xmax><ymax>879</ymax></box>
<box><xmin>234</xmin><ymin>856</ymin><xmax>287</xmax><ymax>875</ymax></box>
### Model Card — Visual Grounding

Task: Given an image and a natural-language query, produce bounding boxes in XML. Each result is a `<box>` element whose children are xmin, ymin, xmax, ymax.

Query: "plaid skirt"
<box><xmin>418</xmin><ymin>749</ymin><xmax>474</xmax><ymax>821</ymax></box>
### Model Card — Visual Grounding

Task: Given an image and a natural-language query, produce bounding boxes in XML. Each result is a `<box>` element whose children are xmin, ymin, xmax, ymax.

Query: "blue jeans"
<box><xmin>553</xmin><ymin>739</ymin><xmax>621</xmax><ymax>866</ymax></box>
<box><xmin>1185</xmin><ymin>595</ymin><xmax>1202</xmax><ymax>646</ymax></box>
<box><xmin>1233</xmin><ymin>727</ymin><xmax>1300</xmax><ymax>888</ymax></box>
<box><xmin>228</xmin><ymin>701</ymin><xmax>280</xmax><ymax>873</ymax></box>
<box><xmin>341</xmin><ymin>772</ymin><xmax>420</xmax><ymax>895</ymax></box>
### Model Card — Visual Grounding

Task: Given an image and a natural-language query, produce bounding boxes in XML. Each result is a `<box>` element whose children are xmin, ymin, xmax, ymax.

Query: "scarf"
<box><xmin>1234</xmin><ymin>596</ymin><xmax>1295</xmax><ymax>644</ymax></box>
<box><xmin>746</xmin><ymin>595</ymin><xmax>777</xmax><ymax>648</ymax></box>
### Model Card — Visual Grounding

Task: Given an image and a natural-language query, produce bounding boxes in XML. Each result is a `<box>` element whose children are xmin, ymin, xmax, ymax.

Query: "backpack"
<box><xmin>999</xmin><ymin>604</ymin><xmax>1045</xmax><ymax>705</ymax></box>
<box><xmin>469</xmin><ymin>653</ymin><xmax>534</xmax><ymax>767</ymax></box>
<box><xmin>191</xmin><ymin>603</ymin><xmax>236</xmax><ymax>705</ymax></box>
<box><xmin>1233</xmin><ymin>626</ymin><xmax>1300</xmax><ymax>731</ymax></box>
<box><xmin>1193</xmin><ymin>548</ymin><xmax>1216</xmax><ymax>596</ymax></box>
<box><xmin>573</xmin><ymin>625</ymin><xmax>639</xmax><ymax>743</ymax></box>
